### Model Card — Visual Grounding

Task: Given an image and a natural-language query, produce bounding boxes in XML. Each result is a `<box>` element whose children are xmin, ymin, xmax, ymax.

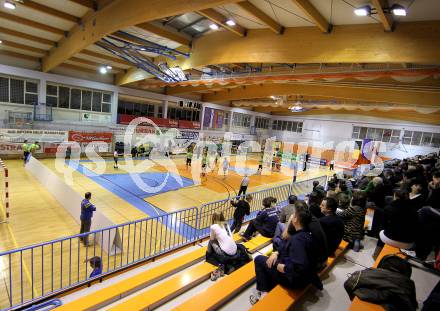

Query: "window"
<box><xmin>58</xmin><ymin>86</ymin><xmax>70</xmax><ymax>108</ymax></box>
<box><xmin>255</xmin><ymin>117</ymin><xmax>270</xmax><ymax>129</ymax></box>
<box><xmin>402</xmin><ymin>130</ymin><xmax>439</xmax><ymax>147</ymax></box>
<box><xmin>0</xmin><ymin>75</ymin><xmax>39</xmax><ymax>105</ymax></box>
<box><xmin>81</xmin><ymin>90</ymin><xmax>92</xmax><ymax>111</ymax></box>
<box><xmin>271</xmin><ymin>120</ymin><xmax>303</xmax><ymax>133</ymax></box>
<box><xmin>352</xmin><ymin>127</ymin><xmax>402</xmax><ymax>143</ymax></box>
<box><xmin>46</xmin><ymin>83</ymin><xmax>112</xmax><ymax>113</ymax></box>
<box><xmin>232</xmin><ymin>112</ymin><xmax>251</xmax><ymax>127</ymax></box>
<box><xmin>158</xmin><ymin>106</ymin><xmax>163</xmax><ymax>118</ymax></box>
<box><xmin>118</xmin><ymin>99</ymin><xmax>158</xmax><ymax>117</ymax></box>
<box><xmin>0</xmin><ymin>77</ymin><xmax>9</xmax><ymax>102</ymax></box>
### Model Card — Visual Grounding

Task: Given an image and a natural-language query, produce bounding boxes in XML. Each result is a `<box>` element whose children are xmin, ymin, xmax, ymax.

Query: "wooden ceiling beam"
<box><xmin>201</xmin><ymin>82</ymin><xmax>440</xmax><ymax>107</ymax></box>
<box><xmin>290</xmin><ymin>0</ymin><xmax>331</xmax><ymax>33</ymax></box>
<box><xmin>70</xmin><ymin>0</ymin><xmax>96</xmax><ymax>10</ymax></box>
<box><xmin>197</xmin><ymin>8</ymin><xmax>247</xmax><ymax>37</ymax></box>
<box><xmin>0</xmin><ymin>40</ymin><xmax>47</xmax><ymax>55</ymax></box>
<box><xmin>59</xmin><ymin>62</ymin><xmax>101</xmax><ymax>74</ymax></box>
<box><xmin>0</xmin><ymin>50</ymin><xmax>40</xmax><ymax>62</ymax></box>
<box><xmin>70</xmin><ymin>56</ymin><xmax>125</xmax><ymax>71</ymax></box>
<box><xmin>0</xmin><ymin>11</ymin><xmax>65</xmax><ymax>36</ymax></box>
<box><xmin>371</xmin><ymin>0</ymin><xmax>394</xmax><ymax>31</ymax></box>
<box><xmin>237</xmin><ymin>1</ymin><xmax>283</xmax><ymax>34</ymax></box>
<box><xmin>20</xmin><ymin>1</ymin><xmax>79</xmax><ymax>23</ymax></box>
<box><xmin>136</xmin><ymin>22</ymin><xmax>191</xmax><ymax>47</ymax></box>
<box><xmin>42</xmin><ymin>0</ymin><xmax>241</xmax><ymax>72</ymax></box>
<box><xmin>0</xmin><ymin>26</ymin><xmax>56</xmax><ymax>46</ymax></box>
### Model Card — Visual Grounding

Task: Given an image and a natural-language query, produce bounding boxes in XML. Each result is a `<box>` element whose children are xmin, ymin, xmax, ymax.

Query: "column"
<box><xmin>163</xmin><ymin>100</ymin><xmax>168</xmax><ymax>118</ymax></box>
<box><xmin>111</xmin><ymin>90</ymin><xmax>119</xmax><ymax>124</ymax></box>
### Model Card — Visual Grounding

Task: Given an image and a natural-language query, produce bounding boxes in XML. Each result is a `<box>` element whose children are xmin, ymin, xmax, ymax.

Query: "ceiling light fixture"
<box><xmin>105</xmin><ymin>65</ymin><xmax>112</xmax><ymax>70</ymax></box>
<box><xmin>225</xmin><ymin>19</ymin><xmax>236</xmax><ymax>26</ymax></box>
<box><xmin>0</xmin><ymin>40</ymin><xmax>2</xmax><ymax>44</ymax></box>
<box><xmin>99</xmin><ymin>66</ymin><xmax>108</xmax><ymax>74</ymax></box>
<box><xmin>209</xmin><ymin>23</ymin><xmax>219</xmax><ymax>30</ymax></box>
<box><xmin>391</xmin><ymin>4</ymin><xmax>407</xmax><ymax>16</ymax></box>
<box><xmin>354</xmin><ymin>6</ymin><xmax>371</xmax><ymax>16</ymax></box>
<box><xmin>3</xmin><ymin>1</ymin><xmax>16</xmax><ymax>9</ymax></box>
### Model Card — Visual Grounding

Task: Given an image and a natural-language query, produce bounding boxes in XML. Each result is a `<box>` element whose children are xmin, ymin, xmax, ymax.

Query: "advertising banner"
<box><xmin>68</xmin><ymin>131</ymin><xmax>113</xmax><ymax>143</ymax></box>
<box><xmin>0</xmin><ymin>129</ymin><xmax>67</xmax><ymax>143</ymax></box>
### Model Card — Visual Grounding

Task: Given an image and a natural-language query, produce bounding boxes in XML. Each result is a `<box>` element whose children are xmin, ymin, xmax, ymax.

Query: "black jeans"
<box><xmin>254</xmin><ymin>255</ymin><xmax>291</xmax><ymax>292</ymax></box>
<box><xmin>230</xmin><ymin>216</ymin><xmax>244</xmax><ymax>233</ymax></box>
<box><xmin>238</xmin><ymin>186</ymin><xmax>248</xmax><ymax>196</ymax></box>
<box><xmin>80</xmin><ymin>219</ymin><xmax>92</xmax><ymax>246</ymax></box>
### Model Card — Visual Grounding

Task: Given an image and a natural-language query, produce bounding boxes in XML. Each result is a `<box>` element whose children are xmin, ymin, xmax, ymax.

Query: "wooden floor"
<box><xmin>0</xmin><ymin>155</ymin><xmax>337</xmax><ymax>309</ymax></box>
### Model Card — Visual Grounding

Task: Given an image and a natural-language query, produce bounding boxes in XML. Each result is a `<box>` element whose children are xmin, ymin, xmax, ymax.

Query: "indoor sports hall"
<box><xmin>0</xmin><ymin>1</ymin><xmax>439</xmax><ymax>311</ymax></box>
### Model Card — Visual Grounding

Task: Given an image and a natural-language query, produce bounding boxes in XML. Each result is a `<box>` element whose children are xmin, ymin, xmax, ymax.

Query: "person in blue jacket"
<box><xmin>88</xmin><ymin>256</ymin><xmax>102</xmax><ymax>278</ymax></box>
<box><xmin>241</xmin><ymin>197</ymin><xmax>279</xmax><ymax>241</ymax></box>
<box><xmin>250</xmin><ymin>201</ymin><xmax>321</xmax><ymax>304</ymax></box>
<box><xmin>80</xmin><ymin>192</ymin><xmax>96</xmax><ymax>247</ymax></box>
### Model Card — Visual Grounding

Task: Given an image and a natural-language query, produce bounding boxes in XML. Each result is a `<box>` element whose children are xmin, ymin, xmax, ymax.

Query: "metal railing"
<box><xmin>0</xmin><ymin>175</ymin><xmax>326</xmax><ymax>311</ymax></box>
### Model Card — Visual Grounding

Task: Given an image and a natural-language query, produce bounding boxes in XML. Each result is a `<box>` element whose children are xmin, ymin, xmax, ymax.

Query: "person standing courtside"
<box><xmin>238</xmin><ymin>174</ymin><xmax>250</xmax><ymax>196</ymax></box>
<box><xmin>113</xmin><ymin>150</ymin><xmax>119</xmax><ymax>169</ymax></box>
<box><xmin>80</xmin><ymin>192</ymin><xmax>96</xmax><ymax>247</ymax></box>
<box><xmin>22</xmin><ymin>140</ymin><xmax>30</xmax><ymax>165</ymax></box>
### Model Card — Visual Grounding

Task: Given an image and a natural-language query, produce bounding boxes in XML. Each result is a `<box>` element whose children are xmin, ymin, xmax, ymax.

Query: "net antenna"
<box><xmin>390</xmin><ymin>137</ymin><xmax>408</xmax><ymax>153</ymax></box>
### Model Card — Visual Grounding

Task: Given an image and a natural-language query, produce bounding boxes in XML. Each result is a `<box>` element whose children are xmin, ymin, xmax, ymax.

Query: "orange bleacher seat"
<box><xmin>347</xmin><ymin>244</ymin><xmax>402</xmax><ymax>311</ymax></box>
<box><xmin>250</xmin><ymin>240</ymin><xmax>349</xmax><ymax>311</ymax></box>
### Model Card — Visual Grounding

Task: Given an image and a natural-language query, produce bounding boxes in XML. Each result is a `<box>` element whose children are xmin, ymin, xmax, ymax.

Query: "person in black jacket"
<box><xmin>319</xmin><ymin>197</ymin><xmax>345</xmax><ymax>257</ymax></box>
<box><xmin>230</xmin><ymin>194</ymin><xmax>253</xmax><ymax>233</ymax></box>
<box><xmin>241</xmin><ymin>197</ymin><xmax>279</xmax><ymax>241</ymax></box>
<box><xmin>408</xmin><ymin>179</ymin><xmax>425</xmax><ymax>212</ymax></box>
<box><xmin>250</xmin><ymin>202</ymin><xmax>321</xmax><ymax>304</ymax></box>
<box><xmin>378</xmin><ymin>189</ymin><xmax>417</xmax><ymax>250</ymax></box>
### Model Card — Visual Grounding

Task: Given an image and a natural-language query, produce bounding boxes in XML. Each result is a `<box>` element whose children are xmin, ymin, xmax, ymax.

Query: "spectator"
<box><xmin>207</xmin><ymin>212</ymin><xmax>237</xmax><ymax>279</ymax></box>
<box><xmin>238</xmin><ymin>174</ymin><xmax>250</xmax><ymax>196</ymax></box>
<box><xmin>338</xmin><ymin>193</ymin><xmax>351</xmax><ymax>210</ymax></box>
<box><xmin>279</xmin><ymin>195</ymin><xmax>297</xmax><ymax>223</ymax></box>
<box><xmin>230</xmin><ymin>195</ymin><xmax>252</xmax><ymax>233</ymax></box>
<box><xmin>319</xmin><ymin>197</ymin><xmax>345</xmax><ymax>257</ymax></box>
<box><xmin>409</xmin><ymin>180</ymin><xmax>425</xmax><ymax>212</ymax></box>
<box><xmin>80</xmin><ymin>192</ymin><xmax>96</xmax><ymax>247</ymax></box>
<box><xmin>337</xmin><ymin>191</ymin><xmax>367</xmax><ymax>252</ymax></box>
<box><xmin>378</xmin><ymin>189</ymin><xmax>417</xmax><ymax>250</ymax></box>
<box><xmin>88</xmin><ymin>256</ymin><xmax>102</xmax><ymax>278</ymax></box>
<box><xmin>308</xmin><ymin>191</ymin><xmax>324</xmax><ymax>219</ymax></box>
<box><xmin>426</xmin><ymin>170</ymin><xmax>440</xmax><ymax>207</ymax></box>
<box><xmin>366</xmin><ymin>177</ymin><xmax>386</xmax><ymax>238</ymax></box>
<box><xmin>250</xmin><ymin>202</ymin><xmax>321</xmax><ymax>304</ymax></box>
<box><xmin>241</xmin><ymin>197</ymin><xmax>279</xmax><ymax>241</ymax></box>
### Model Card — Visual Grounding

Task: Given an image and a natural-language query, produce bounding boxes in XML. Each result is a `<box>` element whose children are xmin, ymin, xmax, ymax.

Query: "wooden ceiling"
<box><xmin>0</xmin><ymin>0</ymin><xmax>439</xmax><ymax>123</ymax></box>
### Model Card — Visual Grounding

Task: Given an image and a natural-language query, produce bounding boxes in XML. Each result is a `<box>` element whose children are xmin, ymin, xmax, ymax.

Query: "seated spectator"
<box><xmin>308</xmin><ymin>191</ymin><xmax>324</xmax><ymax>219</ymax></box>
<box><xmin>250</xmin><ymin>202</ymin><xmax>321</xmax><ymax>304</ymax></box>
<box><xmin>409</xmin><ymin>180</ymin><xmax>425</xmax><ymax>212</ymax></box>
<box><xmin>337</xmin><ymin>191</ymin><xmax>367</xmax><ymax>252</ymax></box>
<box><xmin>343</xmin><ymin>174</ymin><xmax>354</xmax><ymax>192</ymax></box>
<box><xmin>88</xmin><ymin>256</ymin><xmax>102</xmax><ymax>278</ymax></box>
<box><xmin>319</xmin><ymin>197</ymin><xmax>345</xmax><ymax>257</ymax></box>
<box><xmin>327</xmin><ymin>181</ymin><xmax>336</xmax><ymax>192</ymax></box>
<box><xmin>206</xmin><ymin>212</ymin><xmax>237</xmax><ymax>278</ymax></box>
<box><xmin>378</xmin><ymin>190</ymin><xmax>417</xmax><ymax>251</ymax></box>
<box><xmin>279</xmin><ymin>195</ymin><xmax>297</xmax><ymax>224</ymax></box>
<box><xmin>335</xmin><ymin>182</ymin><xmax>351</xmax><ymax>202</ymax></box>
<box><xmin>241</xmin><ymin>197</ymin><xmax>279</xmax><ymax>241</ymax></box>
<box><xmin>425</xmin><ymin>170</ymin><xmax>439</xmax><ymax>207</ymax></box>
<box><xmin>326</xmin><ymin>190</ymin><xmax>337</xmax><ymax>199</ymax></box>
<box><xmin>230</xmin><ymin>194</ymin><xmax>253</xmax><ymax>233</ymax></box>
<box><xmin>366</xmin><ymin>177</ymin><xmax>386</xmax><ymax>237</ymax></box>
<box><xmin>338</xmin><ymin>193</ymin><xmax>351</xmax><ymax>210</ymax></box>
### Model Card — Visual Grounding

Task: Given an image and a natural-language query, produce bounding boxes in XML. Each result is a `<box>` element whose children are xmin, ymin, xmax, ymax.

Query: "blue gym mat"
<box><xmin>99</xmin><ymin>172</ymin><xmax>194</xmax><ymax>198</ymax></box>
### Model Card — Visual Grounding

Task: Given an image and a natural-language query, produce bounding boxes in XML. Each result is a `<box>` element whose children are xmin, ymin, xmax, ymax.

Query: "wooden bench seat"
<box><xmin>105</xmin><ymin>237</ymin><xmax>271</xmax><ymax>311</ymax></box>
<box><xmin>57</xmin><ymin>234</ymin><xmax>243</xmax><ymax>311</ymax></box>
<box><xmin>250</xmin><ymin>240</ymin><xmax>349</xmax><ymax>311</ymax></box>
<box><xmin>348</xmin><ymin>244</ymin><xmax>401</xmax><ymax>311</ymax></box>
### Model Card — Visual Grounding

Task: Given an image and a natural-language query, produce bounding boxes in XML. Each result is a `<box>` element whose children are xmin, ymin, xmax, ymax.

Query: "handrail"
<box><xmin>0</xmin><ymin>174</ymin><xmax>326</xmax><ymax>311</ymax></box>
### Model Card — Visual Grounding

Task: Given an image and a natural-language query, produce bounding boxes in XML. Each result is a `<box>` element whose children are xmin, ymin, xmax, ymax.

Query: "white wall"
<box><xmin>271</xmin><ymin>115</ymin><xmax>440</xmax><ymax>159</ymax></box>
